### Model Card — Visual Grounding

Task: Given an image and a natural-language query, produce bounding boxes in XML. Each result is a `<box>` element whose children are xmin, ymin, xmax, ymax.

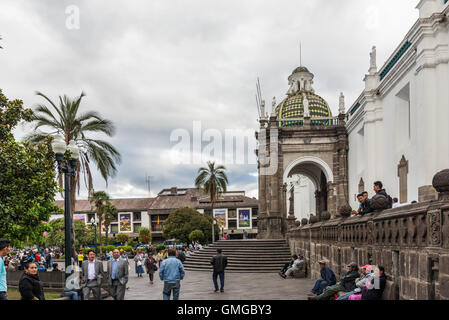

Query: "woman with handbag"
<box><xmin>144</xmin><ymin>252</ymin><xmax>158</xmax><ymax>284</ymax></box>
<box><xmin>134</xmin><ymin>251</ymin><xmax>145</xmax><ymax>278</ymax></box>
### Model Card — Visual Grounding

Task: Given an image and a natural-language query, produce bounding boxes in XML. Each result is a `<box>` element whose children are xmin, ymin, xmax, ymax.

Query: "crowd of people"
<box><xmin>307</xmin><ymin>260</ymin><xmax>386</xmax><ymax>300</ymax></box>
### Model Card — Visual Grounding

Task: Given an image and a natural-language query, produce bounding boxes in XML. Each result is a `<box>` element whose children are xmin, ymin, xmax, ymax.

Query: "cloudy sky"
<box><xmin>1</xmin><ymin>0</ymin><xmax>418</xmax><ymax>199</ymax></box>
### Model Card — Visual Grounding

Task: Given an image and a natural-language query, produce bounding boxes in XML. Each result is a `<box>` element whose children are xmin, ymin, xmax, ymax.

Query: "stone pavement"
<box><xmin>59</xmin><ymin>260</ymin><xmax>315</xmax><ymax>300</ymax></box>
<box><xmin>125</xmin><ymin>266</ymin><xmax>315</xmax><ymax>300</ymax></box>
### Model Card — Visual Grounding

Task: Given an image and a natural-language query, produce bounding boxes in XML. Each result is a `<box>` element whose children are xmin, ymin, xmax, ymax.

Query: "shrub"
<box><xmin>115</xmin><ymin>233</ymin><xmax>130</xmax><ymax>244</ymax></box>
<box><xmin>189</xmin><ymin>230</ymin><xmax>204</xmax><ymax>243</ymax></box>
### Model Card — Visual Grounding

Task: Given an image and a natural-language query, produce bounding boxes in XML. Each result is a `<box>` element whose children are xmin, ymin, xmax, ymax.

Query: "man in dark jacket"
<box><xmin>309</xmin><ymin>262</ymin><xmax>360</xmax><ymax>300</ymax></box>
<box><xmin>177</xmin><ymin>247</ymin><xmax>186</xmax><ymax>264</ymax></box>
<box><xmin>210</xmin><ymin>249</ymin><xmax>227</xmax><ymax>293</ymax></box>
<box><xmin>362</xmin><ymin>266</ymin><xmax>387</xmax><ymax>300</ymax></box>
<box><xmin>374</xmin><ymin>181</ymin><xmax>393</xmax><ymax>209</ymax></box>
<box><xmin>310</xmin><ymin>261</ymin><xmax>337</xmax><ymax>295</ymax></box>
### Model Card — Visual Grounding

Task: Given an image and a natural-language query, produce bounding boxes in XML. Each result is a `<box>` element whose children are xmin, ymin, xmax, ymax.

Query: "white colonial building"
<box><xmin>347</xmin><ymin>0</ymin><xmax>449</xmax><ymax>208</ymax></box>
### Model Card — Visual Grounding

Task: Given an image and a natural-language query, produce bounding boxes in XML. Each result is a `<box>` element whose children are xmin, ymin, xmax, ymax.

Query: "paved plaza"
<box><xmin>58</xmin><ymin>260</ymin><xmax>315</xmax><ymax>300</ymax></box>
<box><xmin>124</xmin><ymin>266</ymin><xmax>315</xmax><ymax>300</ymax></box>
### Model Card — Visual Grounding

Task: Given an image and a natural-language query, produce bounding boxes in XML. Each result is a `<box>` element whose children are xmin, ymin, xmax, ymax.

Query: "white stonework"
<box><xmin>347</xmin><ymin>1</ymin><xmax>449</xmax><ymax>208</ymax></box>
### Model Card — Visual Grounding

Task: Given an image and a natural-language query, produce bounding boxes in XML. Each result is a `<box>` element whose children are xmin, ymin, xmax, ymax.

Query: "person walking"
<box><xmin>0</xmin><ymin>239</ymin><xmax>11</xmax><ymax>300</ymax></box>
<box><xmin>177</xmin><ymin>248</ymin><xmax>186</xmax><ymax>264</ymax></box>
<box><xmin>107</xmin><ymin>249</ymin><xmax>128</xmax><ymax>300</ymax></box>
<box><xmin>134</xmin><ymin>251</ymin><xmax>145</xmax><ymax>278</ymax></box>
<box><xmin>77</xmin><ymin>251</ymin><xmax>84</xmax><ymax>268</ymax></box>
<box><xmin>144</xmin><ymin>252</ymin><xmax>158</xmax><ymax>284</ymax></box>
<box><xmin>19</xmin><ymin>261</ymin><xmax>45</xmax><ymax>300</ymax></box>
<box><xmin>81</xmin><ymin>250</ymin><xmax>104</xmax><ymax>300</ymax></box>
<box><xmin>159</xmin><ymin>249</ymin><xmax>185</xmax><ymax>300</ymax></box>
<box><xmin>210</xmin><ymin>249</ymin><xmax>227</xmax><ymax>293</ymax></box>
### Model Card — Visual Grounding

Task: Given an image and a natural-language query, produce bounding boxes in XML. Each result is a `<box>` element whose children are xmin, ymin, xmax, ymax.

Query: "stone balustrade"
<box><xmin>286</xmin><ymin>169</ymin><xmax>449</xmax><ymax>300</ymax></box>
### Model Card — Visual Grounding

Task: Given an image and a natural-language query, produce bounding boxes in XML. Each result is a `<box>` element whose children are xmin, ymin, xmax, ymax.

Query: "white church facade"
<box><xmin>256</xmin><ymin>0</ymin><xmax>449</xmax><ymax>236</ymax></box>
<box><xmin>347</xmin><ymin>0</ymin><xmax>449</xmax><ymax>209</ymax></box>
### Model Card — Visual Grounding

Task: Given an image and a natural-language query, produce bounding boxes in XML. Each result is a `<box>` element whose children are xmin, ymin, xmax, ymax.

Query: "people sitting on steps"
<box><xmin>310</xmin><ymin>260</ymin><xmax>337</xmax><ymax>295</ymax></box>
<box><xmin>279</xmin><ymin>255</ymin><xmax>304</xmax><ymax>279</ymax></box>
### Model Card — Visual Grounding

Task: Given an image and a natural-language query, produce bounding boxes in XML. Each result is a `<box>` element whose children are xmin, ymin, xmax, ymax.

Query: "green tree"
<box><xmin>89</xmin><ymin>191</ymin><xmax>109</xmax><ymax>254</ymax></box>
<box><xmin>44</xmin><ymin>218</ymin><xmax>90</xmax><ymax>248</ymax></box>
<box><xmin>194</xmin><ymin>161</ymin><xmax>228</xmax><ymax>243</ymax></box>
<box><xmin>0</xmin><ymin>89</ymin><xmax>60</xmax><ymax>247</ymax></box>
<box><xmin>138</xmin><ymin>227</ymin><xmax>152</xmax><ymax>243</ymax></box>
<box><xmin>24</xmin><ymin>92</ymin><xmax>121</xmax><ymax>256</ymax></box>
<box><xmin>163</xmin><ymin>207</ymin><xmax>218</xmax><ymax>245</ymax></box>
<box><xmin>115</xmin><ymin>233</ymin><xmax>129</xmax><ymax>244</ymax></box>
<box><xmin>102</xmin><ymin>202</ymin><xmax>117</xmax><ymax>246</ymax></box>
<box><xmin>188</xmin><ymin>230</ymin><xmax>204</xmax><ymax>244</ymax></box>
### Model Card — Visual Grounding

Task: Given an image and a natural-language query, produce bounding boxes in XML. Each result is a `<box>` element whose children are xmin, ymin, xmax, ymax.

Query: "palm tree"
<box><xmin>25</xmin><ymin>92</ymin><xmax>121</xmax><ymax>257</ymax></box>
<box><xmin>102</xmin><ymin>202</ymin><xmax>118</xmax><ymax>246</ymax></box>
<box><xmin>90</xmin><ymin>191</ymin><xmax>109</xmax><ymax>255</ymax></box>
<box><xmin>194</xmin><ymin>161</ymin><xmax>228</xmax><ymax>243</ymax></box>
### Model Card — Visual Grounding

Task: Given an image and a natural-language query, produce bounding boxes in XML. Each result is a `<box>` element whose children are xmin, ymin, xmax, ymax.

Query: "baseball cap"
<box><xmin>347</xmin><ymin>262</ymin><xmax>358</xmax><ymax>268</ymax></box>
<box><xmin>361</xmin><ymin>265</ymin><xmax>373</xmax><ymax>271</ymax></box>
<box><xmin>318</xmin><ymin>260</ymin><xmax>326</xmax><ymax>264</ymax></box>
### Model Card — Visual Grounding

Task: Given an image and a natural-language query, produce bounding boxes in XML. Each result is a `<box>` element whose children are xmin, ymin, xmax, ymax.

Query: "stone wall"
<box><xmin>286</xmin><ymin>170</ymin><xmax>449</xmax><ymax>300</ymax></box>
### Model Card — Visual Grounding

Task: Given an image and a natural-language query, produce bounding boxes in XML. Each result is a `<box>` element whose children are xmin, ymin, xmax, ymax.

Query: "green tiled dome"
<box><xmin>276</xmin><ymin>91</ymin><xmax>332</xmax><ymax>120</ymax></box>
<box><xmin>292</xmin><ymin>66</ymin><xmax>310</xmax><ymax>74</ymax></box>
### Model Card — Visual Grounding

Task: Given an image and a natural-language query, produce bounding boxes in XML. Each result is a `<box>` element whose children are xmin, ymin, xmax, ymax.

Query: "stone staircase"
<box><xmin>183</xmin><ymin>239</ymin><xmax>292</xmax><ymax>273</ymax></box>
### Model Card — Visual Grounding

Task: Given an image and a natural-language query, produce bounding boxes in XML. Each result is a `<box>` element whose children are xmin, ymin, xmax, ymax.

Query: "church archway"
<box><xmin>283</xmin><ymin>156</ymin><xmax>334</xmax><ymax>221</ymax></box>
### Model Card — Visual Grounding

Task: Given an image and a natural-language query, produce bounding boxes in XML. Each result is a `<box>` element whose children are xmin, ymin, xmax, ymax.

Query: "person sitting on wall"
<box><xmin>352</xmin><ymin>193</ymin><xmax>373</xmax><ymax>216</ymax></box>
<box><xmin>361</xmin><ymin>266</ymin><xmax>387</xmax><ymax>300</ymax></box>
<box><xmin>309</xmin><ymin>260</ymin><xmax>337</xmax><ymax>295</ymax></box>
<box><xmin>280</xmin><ymin>255</ymin><xmax>304</xmax><ymax>279</ymax></box>
<box><xmin>309</xmin><ymin>262</ymin><xmax>360</xmax><ymax>300</ymax></box>
<box><xmin>336</xmin><ymin>265</ymin><xmax>373</xmax><ymax>300</ymax></box>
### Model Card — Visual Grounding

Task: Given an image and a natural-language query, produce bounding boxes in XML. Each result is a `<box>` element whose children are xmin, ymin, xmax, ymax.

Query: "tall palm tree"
<box><xmin>194</xmin><ymin>161</ymin><xmax>228</xmax><ymax>243</ymax></box>
<box><xmin>25</xmin><ymin>92</ymin><xmax>121</xmax><ymax>257</ymax></box>
<box><xmin>90</xmin><ymin>191</ymin><xmax>110</xmax><ymax>255</ymax></box>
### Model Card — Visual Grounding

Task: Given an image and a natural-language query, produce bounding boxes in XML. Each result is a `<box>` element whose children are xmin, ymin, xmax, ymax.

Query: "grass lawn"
<box><xmin>5</xmin><ymin>288</ymin><xmax>62</xmax><ymax>300</ymax></box>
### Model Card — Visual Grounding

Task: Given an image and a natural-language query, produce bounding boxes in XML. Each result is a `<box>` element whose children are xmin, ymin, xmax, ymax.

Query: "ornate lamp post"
<box><xmin>52</xmin><ymin>137</ymin><xmax>79</xmax><ymax>277</ymax></box>
<box><xmin>90</xmin><ymin>217</ymin><xmax>98</xmax><ymax>256</ymax></box>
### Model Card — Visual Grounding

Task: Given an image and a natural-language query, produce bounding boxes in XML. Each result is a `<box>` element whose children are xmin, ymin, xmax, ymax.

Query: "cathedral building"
<box><xmin>256</xmin><ymin>0</ymin><xmax>449</xmax><ymax>239</ymax></box>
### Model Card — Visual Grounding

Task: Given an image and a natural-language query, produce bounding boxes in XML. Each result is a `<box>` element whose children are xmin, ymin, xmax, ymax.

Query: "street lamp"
<box><xmin>52</xmin><ymin>136</ymin><xmax>79</xmax><ymax>278</ymax></box>
<box><xmin>90</xmin><ymin>217</ymin><xmax>98</xmax><ymax>256</ymax></box>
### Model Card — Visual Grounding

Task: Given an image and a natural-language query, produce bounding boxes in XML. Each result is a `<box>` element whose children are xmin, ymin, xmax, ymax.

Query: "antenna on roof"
<box><xmin>256</xmin><ymin>77</ymin><xmax>264</xmax><ymax>118</ymax></box>
<box><xmin>145</xmin><ymin>174</ymin><xmax>154</xmax><ymax>195</ymax></box>
<box><xmin>300</xmin><ymin>41</ymin><xmax>302</xmax><ymax>66</ymax></box>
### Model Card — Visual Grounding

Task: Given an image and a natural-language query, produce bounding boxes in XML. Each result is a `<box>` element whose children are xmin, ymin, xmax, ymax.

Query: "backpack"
<box><xmin>386</xmin><ymin>194</ymin><xmax>393</xmax><ymax>209</ymax></box>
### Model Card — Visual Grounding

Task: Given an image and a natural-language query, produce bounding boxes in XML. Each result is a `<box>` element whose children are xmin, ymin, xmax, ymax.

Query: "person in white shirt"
<box><xmin>282</xmin><ymin>255</ymin><xmax>304</xmax><ymax>278</ymax></box>
<box><xmin>81</xmin><ymin>250</ymin><xmax>104</xmax><ymax>300</ymax></box>
<box><xmin>392</xmin><ymin>198</ymin><xmax>400</xmax><ymax>208</ymax></box>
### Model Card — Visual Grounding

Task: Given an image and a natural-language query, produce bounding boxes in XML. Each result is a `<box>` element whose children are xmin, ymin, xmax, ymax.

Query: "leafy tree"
<box><xmin>194</xmin><ymin>161</ymin><xmax>228</xmax><ymax>243</ymax></box>
<box><xmin>189</xmin><ymin>230</ymin><xmax>204</xmax><ymax>244</ymax></box>
<box><xmin>0</xmin><ymin>89</ymin><xmax>61</xmax><ymax>246</ymax></box>
<box><xmin>44</xmin><ymin>218</ymin><xmax>90</xmax><ymax>248</ymax></box>
<box><xmin>102</xmin><ymin>202</ymin><xmax>117</xmax><ymax>246</ymax></box>
<box><xmin>115</xmin><ymin>233</ymin><xmax>129</xmax><ymax>244</ymax></box>
<box><xmin>163</xmin><ymin>207</ymin><xmax>218</xmax><ymax>245</ymax></box>
<box><xmin>138</xmin><ymin>227</ymin><xmax>152</xmax><ymax>243</ymax></box>
<box><xmin>89</xmin><ymin>190</ymin><xmax>109</xmax><ymax>254</ymax></box>
<box><xmin>24</xmin><ymin>92</ymin><xmax>121</xmax><ymax>256</ymax></box>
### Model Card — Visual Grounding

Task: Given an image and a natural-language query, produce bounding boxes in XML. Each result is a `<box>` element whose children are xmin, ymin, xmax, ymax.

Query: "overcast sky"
<box><xmin>0</xmin><ymin>0</ymin><xmax>418</xmax><ymax>199</ymax></box>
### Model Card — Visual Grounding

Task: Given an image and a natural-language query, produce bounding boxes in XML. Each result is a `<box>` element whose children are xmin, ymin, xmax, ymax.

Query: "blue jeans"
<box><xmin>312</xmin><ymin>279</ymin><xmax>328</xmax><ymax>295</ymax></box>
<box><xmin>163</xmin><ymin>281</ymin><xmax>180</xmax><ymax>300</ymax></box>
<box><xmin>213</xmin><ymin>272</ymin><xmax>225</xmax><ymax>290</ymax></box>
<box><xmin>336</xmin><ymin>290</ymin><xmax>356</xmax><ymax>300</ymax></box>
<box><xmin>0</xmin><ymin>292</ymin><xmax>8</xmax><ymax>300</ymax></box>
<box><xmin>62</xmin><ymin>291</ymin><xmax>79</xmax><ymax>300</ymax></box>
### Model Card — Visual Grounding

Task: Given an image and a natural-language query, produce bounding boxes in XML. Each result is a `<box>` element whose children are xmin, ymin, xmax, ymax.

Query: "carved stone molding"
<box><xmin>427</xmin><ymin>209</ymin><xmax>442</xmax><ymax>246</ymax></box>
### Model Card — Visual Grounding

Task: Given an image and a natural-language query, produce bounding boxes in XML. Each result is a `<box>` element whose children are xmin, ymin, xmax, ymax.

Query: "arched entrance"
<box><xmin>283</xmin><ymin>156</ymin><xmax>334</xmax><ymax>221</ymax></box>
